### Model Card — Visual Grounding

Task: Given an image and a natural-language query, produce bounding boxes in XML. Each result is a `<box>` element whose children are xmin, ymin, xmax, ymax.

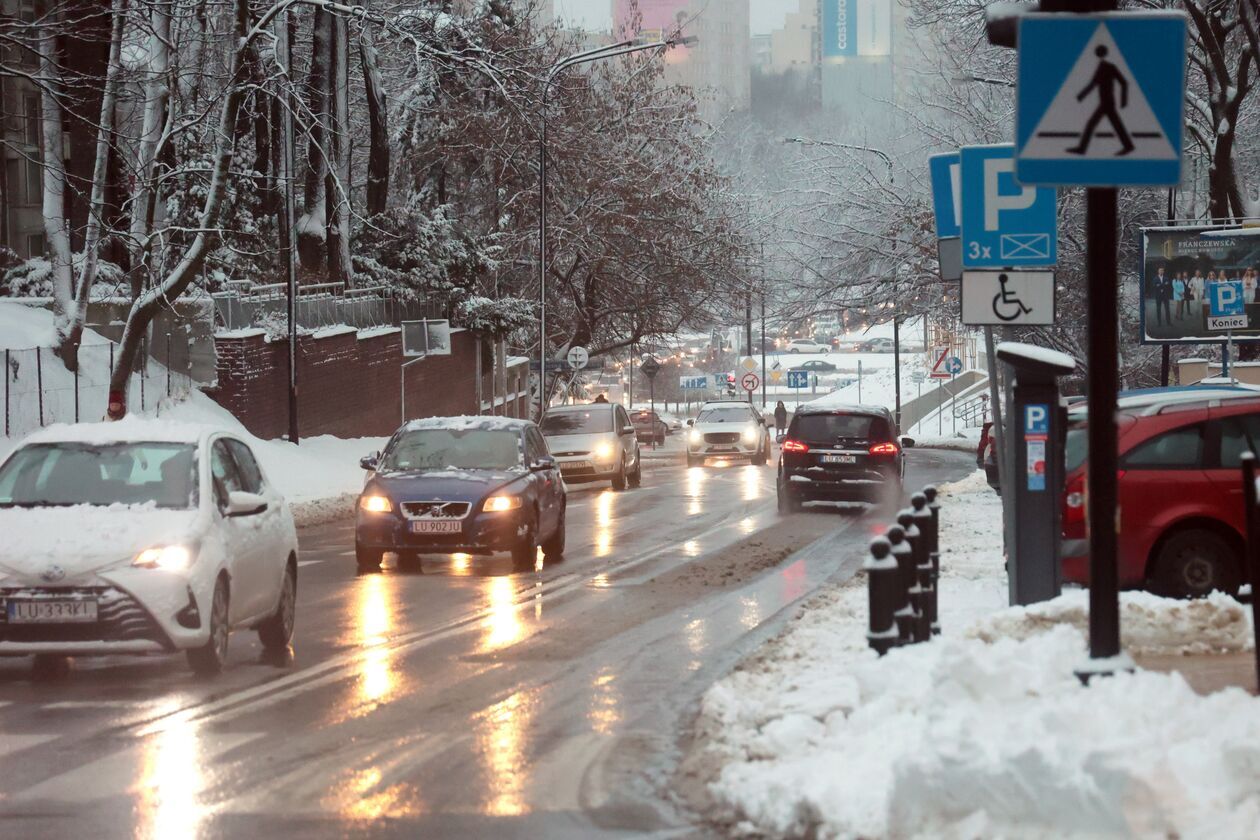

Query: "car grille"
<box><xmin>401</xmin><ymin>501</ymin><xmax>471</xmax><ymax>520</ymax></box>
<box><xmin>551</xmin><ymin>450</ymin><xmax>589</xmax><ymax>458</ymax></box>
<box><xmin>705</xmin><ymin>432</ymin><xmax>741</xmax><ymax>444</ymax></box>
<box><xmin>0</xmin><ymin>586</ymin><xmax>169</xmax><ymax>646</ymax></box>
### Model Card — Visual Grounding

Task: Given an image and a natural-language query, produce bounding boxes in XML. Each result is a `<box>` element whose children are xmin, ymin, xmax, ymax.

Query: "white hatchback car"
<box><xmin>0</xmin><ymin>420</ymin><xmax>298</xmax><ymax>675</ymax></box>
<box><xmin>786</xmin><ymin>339</ymin><xmax>830</xmax><ymax>354</ymax></box>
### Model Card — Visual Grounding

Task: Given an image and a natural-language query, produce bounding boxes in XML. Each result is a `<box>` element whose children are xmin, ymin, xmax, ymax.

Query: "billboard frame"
<box><xmin>1139</xmin><ymin>220</ymin><xmax>1260</xmax><ymax>346</ymax></box>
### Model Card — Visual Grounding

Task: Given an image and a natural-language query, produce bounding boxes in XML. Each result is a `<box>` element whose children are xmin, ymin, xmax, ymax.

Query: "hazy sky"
<box><xmin>553</xmin><ymin>0</ymin><xmax>801</xmax><ymax>36</ymax></box>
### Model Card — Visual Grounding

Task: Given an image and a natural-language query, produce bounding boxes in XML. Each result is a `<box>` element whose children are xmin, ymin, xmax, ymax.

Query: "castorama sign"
<box><xmin>822</xmin><ymin>0</ymin><xmax>892</xmax><ymax>58</ymax></box>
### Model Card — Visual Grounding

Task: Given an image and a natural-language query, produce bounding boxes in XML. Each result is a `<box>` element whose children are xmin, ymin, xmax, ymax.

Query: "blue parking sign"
<box><xmin>1208</xmin><ymin>281</ymin><xmax>1245</xmax><ymax>318</ymax></box>
<box><xmin>960</xmin><ymin>145</ymin><xmax>1057</xmax><ymax>269</ymax></box>
<box><xmin>929</xmin><ymin>153</ymin><xmax>960</xmax><ymax>239</ymax></box>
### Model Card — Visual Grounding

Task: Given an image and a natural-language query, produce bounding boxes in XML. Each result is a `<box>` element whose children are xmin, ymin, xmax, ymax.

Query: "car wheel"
<box><xmin>789</xmin><ymin>348</ymin><xmax>799</xmax><ymax>353</ymax></box>
<box><xmin>752</xmin><ymin>443</ymin><xmax>767</xmax><ymax>466</ymax></box>
<box><xmin>187</xmin><ymin>576</ymin><xmax>230</xmax><ymax>676</ymax></box>
<box><xmin>611</xmin><ymin>460</ymin><xmax>628</xmax><ymax>491</ymax></box>
<box><xmin>258</xmin><ymin>560</ymin><xmax>297</xmax><ymax>651</ymax></box>
<box><xmin>628</xmin><ymin>451</ymin><xmax>642</xmax><ymax>488</ymax></box>
<box><xmin>1152</xmin><ymin>529</ymin><xmax>1241</xmax><ymax>598</ymax></box>
<box><xmin>355</xmin><ymin>542</ymin><xmax>382</xmax><ymax>573</ymax></box>
<box><xmin>512</xmin><ymin>517</ymin><xmax>539</xmax><ymax>571</ymax></box>
<box><xmin>777</xmin><ymin>481</ymin><xmax>802</xmax><ymax>514</ymax></box>
<box><xmin>542</xmin><ymin>506</ymin><xmax>566</xmax><ymax>561</ymax></box>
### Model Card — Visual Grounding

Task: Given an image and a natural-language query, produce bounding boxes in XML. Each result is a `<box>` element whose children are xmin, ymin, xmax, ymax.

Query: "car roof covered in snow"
<box><xmin>794</xmin><ymin>403</ymin><xmax>892</xmax><ymax>417</ymax></box>
<box><xmin>15</xmin><ymin>417</ymin><xmax>225</xmax><ymax>448</ymax></box>
<box><xmin>398</xmin><ymin>415</ymin><xmax>533</xmax><ymax>433</ymax></box>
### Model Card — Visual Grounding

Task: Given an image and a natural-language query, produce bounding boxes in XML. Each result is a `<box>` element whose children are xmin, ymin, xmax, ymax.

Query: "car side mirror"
<box><xmin>622</xmin><ymin>425</ymin><xmax>636</xmax><ymax>435</ymax></box>
<box><xmin>686</xmin><ymin>419</ymin><xmax>694</xmax><ymax>427</ymax></box>
<box><xmin>531</xmin><ymin>456</ymin><xmax>557</xmax><ymax>472</ymax></box>
<box><xmin>360</xmin><ymin>451</ymin><xmax>380</xmax><ymax>471</ymax></box>
<box><xmin>226</xmin><ymin>490</ymin><xmax>268</xmax><ymax>517</ymax></box>
<box><xmin>901</xmin><ymin>436</ymin><xmax>915</xmax><ymax>448</ymax></box>
<box><xmin>759</xmin><ymin>417</ymin><xmax>766</xmax><ymax>425</ymax></box>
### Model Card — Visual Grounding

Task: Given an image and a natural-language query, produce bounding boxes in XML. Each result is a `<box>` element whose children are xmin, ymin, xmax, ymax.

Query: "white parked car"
<box><xmin>686</xmin><ymin>400</ymin><xmax>773</xmax><ymax>467</ymax></box>
<box><xmin>785</xmin><ymin>338</ymin><xmax>830</xmax><ymax>354</ymax></box>
<box><xmin>0</xmin><ymin>420</ymin><xmax>299</xmax><ymax>675</ymax></box>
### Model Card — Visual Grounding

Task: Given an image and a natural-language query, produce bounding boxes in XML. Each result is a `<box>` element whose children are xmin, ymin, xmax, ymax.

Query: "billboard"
<box><xmin>1141</xmin><ymin>226</ymin><xmax>1260</xmax><ymax>343</ymax></box>
<box><xmin>822</xmin><ymin>0</ymin><xmax>892</xmax><ymax>58</ymax></box>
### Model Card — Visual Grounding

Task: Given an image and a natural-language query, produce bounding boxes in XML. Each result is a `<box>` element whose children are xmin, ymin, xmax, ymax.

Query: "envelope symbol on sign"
<box><xmin>1000</xmin><ymin>233</ymin><xmax>1051</xmax><ymax>260</ymax></box>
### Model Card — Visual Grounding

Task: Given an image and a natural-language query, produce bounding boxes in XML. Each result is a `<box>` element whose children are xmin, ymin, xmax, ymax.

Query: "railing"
<box><xmin>864</xmin><ymin>488</ymin><xmax>941</xmax><ymax>654</ymax></box>
<box><xmin>211</xmin><ymin>283</ymin><xmax>442</xmax><ymax>332</ymax></box>
<box><xmin>3</xmin><ymin>339</ymin><xmax>192</xmax><ymax>440</ymax></box>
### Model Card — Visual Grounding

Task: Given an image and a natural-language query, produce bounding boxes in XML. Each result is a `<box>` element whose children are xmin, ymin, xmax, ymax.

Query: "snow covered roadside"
<box><xmin>684</xmin><ymin>469</ymin><xmax>1260</xmax><ymax>839</ymax></box>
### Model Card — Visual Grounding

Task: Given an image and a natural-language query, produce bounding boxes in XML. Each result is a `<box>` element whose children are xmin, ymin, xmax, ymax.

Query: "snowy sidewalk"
<box><xmin>683</xmin><ymin>469</ymin><xmax>1260</xmax><ymax>839</ymax></box>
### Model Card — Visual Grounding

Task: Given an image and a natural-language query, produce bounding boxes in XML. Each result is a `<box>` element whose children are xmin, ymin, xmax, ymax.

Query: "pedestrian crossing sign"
<box><xmin>1015</xmin><ymin>13</ymin><xmax>1187</xmax><ymax>187</ymax></box>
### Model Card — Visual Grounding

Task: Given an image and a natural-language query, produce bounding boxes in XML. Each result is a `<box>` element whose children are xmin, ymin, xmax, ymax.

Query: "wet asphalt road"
<box><xmin>0</xmin><ymin>448</ymin><xmax>973</xmax><ymax>839</ymax></box>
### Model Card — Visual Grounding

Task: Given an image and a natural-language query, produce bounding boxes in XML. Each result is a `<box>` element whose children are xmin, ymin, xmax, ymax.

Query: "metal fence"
<box><xmin>3</xmin><ymin>339</ymin><xmax>192</xmax><ymax>440</ymax></box>
<box><xmin>211</xmin><ymin>283</ymin><xmax>440</xmax><ymax>332</ymax></box>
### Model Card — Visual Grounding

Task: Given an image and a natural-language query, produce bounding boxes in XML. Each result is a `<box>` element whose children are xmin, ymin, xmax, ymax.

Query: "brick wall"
<box><xmin>205</xmin><ymin>327</ymin><xmax>529</xmax><ymax>440</ymax></box>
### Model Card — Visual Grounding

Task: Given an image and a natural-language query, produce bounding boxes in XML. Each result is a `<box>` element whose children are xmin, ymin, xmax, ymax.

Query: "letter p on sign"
<box><xmin>984</xmin><ymin>157</ymin><xmax>1037</xmax><ymax>231</ymax></box>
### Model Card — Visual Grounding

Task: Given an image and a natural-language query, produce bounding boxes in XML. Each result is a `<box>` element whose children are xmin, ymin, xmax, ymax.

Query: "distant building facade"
<box><xmin>0</xmin><ymin>0</ymin><xmax>46</xmax><ymax>259</ymax></box>
<box><xmin>612</xmin><ymin>0</ymin><xmax>750</xmax><ymax>121</ymax></box>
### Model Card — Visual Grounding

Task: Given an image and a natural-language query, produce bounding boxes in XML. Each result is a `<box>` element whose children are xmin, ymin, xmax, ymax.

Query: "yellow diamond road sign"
<box><xmin>769</xmin><ymin>370</ymin><xmax>784</xmax><ymax>385</ymax></box>
<box><xmin>740</xmin><ymin>356</ymin><xmax>759</xmax><ymax>372</ymax></box>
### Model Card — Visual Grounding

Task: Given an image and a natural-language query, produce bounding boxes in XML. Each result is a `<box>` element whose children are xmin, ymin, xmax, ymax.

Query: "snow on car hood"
<box><xmin>0</xmin><ymin>503</ymin><xmax>199</xmax><ymax>581</ymax></box>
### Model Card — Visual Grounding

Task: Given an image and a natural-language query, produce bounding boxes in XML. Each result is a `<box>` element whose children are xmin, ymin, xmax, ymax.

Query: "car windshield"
<box><xmin>698</xmin><ymin>406</ymin><xmax>755</xmax><ymax>423</ymax></box>
<box><xmin>0</xmin><ymin>442</ymin><xmax>198</xmax><ymax>509</ymax></box>
<box><xmin>540</xmin><ymin>410</ymin><xmax>612</xmax><ymax>435</ymax></box>
<box><xmin>795</xmin><ymin>414</ymin><xmax>889</xmax><ymax>440</ymax></box>
<box><xmin>380</xmin><ymin>429</ymin><xmax>522</xmax><ymax>472</ymax></box>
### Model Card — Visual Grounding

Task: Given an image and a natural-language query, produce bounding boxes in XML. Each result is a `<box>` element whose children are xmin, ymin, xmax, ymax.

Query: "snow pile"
<box><xmin>969</xmin><ymin>589</ymin><xmax>1254</xmax><ymax>656</ymax></box>
<box><xmin>705</xmin><ymin>625</ymin><xmax>1260</xmax><ymax>839</ymax></box>
<box><xmin>692</xmin><ymin>468</ymin><xmax>1260</xmax><ymax>838</ymax></box>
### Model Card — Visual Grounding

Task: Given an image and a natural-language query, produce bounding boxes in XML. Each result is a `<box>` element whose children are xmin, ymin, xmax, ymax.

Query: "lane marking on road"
<box><xmin>0</xmin><ymin>733</ymin><xmax>60</xmax><ymax>760</ymax></box>
<box><xmin>297</xmin><ymin>560</ymin><xmax>323</xmax><ymax>568</ymax></box>
<box><xmin>40</xmin><ymin>700</ymin><xmax>142</xmax><ymax>710</ymax></box>
<box><xmin>130</xmin><ymin>502</ymin><xmax>771</xmax><ymax>737</ymax></box>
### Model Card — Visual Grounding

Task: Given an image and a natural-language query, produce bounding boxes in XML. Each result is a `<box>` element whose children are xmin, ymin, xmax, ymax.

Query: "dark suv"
<box><xmin>776</xmin><ymin>407</ymin><xmax>913</xmax><ymax>512</ymax></box>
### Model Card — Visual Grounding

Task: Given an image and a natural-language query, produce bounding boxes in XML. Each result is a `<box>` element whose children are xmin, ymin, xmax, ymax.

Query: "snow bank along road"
<box><xmin>0</xmin><ymin>448</ymin><xmax>972</xmax><ymax>837</ymax></box>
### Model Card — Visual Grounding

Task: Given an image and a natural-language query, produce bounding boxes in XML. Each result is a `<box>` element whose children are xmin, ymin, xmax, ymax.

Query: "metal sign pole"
<box><xmin>1084</xmin><ymin>187</ymin><xmax>1122</xmax><ymax>673</ymax></box>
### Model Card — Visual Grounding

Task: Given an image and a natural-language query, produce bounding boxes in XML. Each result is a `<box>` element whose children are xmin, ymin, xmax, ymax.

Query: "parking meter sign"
<box><xmin>1025</xmin><ymin>403</ymin><xmax>1050</xmax><ymax>439</ymax></box>
<box><xmin>1027</xmin><ymin>440</ymin><xmax>1047</xmax><ymax>491</ymax></box>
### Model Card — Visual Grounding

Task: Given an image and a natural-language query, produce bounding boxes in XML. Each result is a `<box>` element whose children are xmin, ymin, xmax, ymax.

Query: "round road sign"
<box><xmin>566</xmin><ymin>346</ymin><xmax>589</xmax><ymax>370</ymax></box>
<box><xmin>945</xmin><ymin>356</ymin><xmax>963</xmax><ymax>375</ymax></box>
<box><xmin>740</xmin><ymin>372</ymin><xmax>761</xmax><ymax>392</ymax></box>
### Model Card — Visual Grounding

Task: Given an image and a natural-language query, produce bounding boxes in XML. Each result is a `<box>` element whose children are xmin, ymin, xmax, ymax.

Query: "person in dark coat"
<box><xmin>774</xmin><ymin>401</ymin><xmax>788</xmax><ymax>441</ymax></box>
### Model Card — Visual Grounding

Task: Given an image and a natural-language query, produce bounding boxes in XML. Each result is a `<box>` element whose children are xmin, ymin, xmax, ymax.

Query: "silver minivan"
<box><xmin>540</xmin><ymin>402</ymin><xmax>642</xmax><ymax>490</ymax></box>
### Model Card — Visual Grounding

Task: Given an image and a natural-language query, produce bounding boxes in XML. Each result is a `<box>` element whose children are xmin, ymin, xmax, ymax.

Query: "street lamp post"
<box><xmin>782</xmin><ymin>136</ymin><xmax>895</xmax><ymax>184</ymax></box>
<box><xmin>536</xmin><ymin>35</ymin><xmax>695</xmax><ymax>419</ymax></box>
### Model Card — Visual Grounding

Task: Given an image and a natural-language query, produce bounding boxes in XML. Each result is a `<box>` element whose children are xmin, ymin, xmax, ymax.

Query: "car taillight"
<box><xmin>782</xmin><ymin>439</ymin><xmax>809</xmax><ymax>453</ymax></box>
<box><xmin>869</xmin><ymin>442</ymin><xmax>899</xmax><ymax>456</ymax></box>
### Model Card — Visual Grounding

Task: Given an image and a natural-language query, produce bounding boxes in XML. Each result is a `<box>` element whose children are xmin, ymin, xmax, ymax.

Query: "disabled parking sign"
<box><xmin>1015</xmin><ymin>13</ymin><xmax>1188</xmax><ymax>186</ymax></box>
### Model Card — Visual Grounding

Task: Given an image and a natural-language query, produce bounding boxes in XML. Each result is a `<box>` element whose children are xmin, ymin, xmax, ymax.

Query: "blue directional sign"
<box><xmin>960</xmin><ymin>145</ymin><xmax>1057</xmax><ymax>269</ymax></box>
<box><xmin>1208</xmin><ymin>281</ymin><xmax>1245</xmax><ymax>317</ymax></box>
<box><xmin>680</xmin><ymin>375</ymin><xmax>710</xmax><ymax>390</ymax></box>
<box><xmin>929</xmin><ymin>153</ymin><xmax>960</xmax><ymax>239</ymax></box>
<box><xmin>1015</xmin><ymin>13</ymin><xmax>1188</xmax><ymax>186</ymax></box>
<box><xmin>787</xmin><ymin>370</ymin><xmax>809</xmax><ymax>389</ymax></box>
<box><xmin>945</xmin><ymin>356</ymin><xmax>963</xmax><ymax>376</ymax></box>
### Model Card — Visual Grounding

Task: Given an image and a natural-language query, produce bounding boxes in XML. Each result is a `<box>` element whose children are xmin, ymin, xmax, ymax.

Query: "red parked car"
<box><xmin>1062</xmin><ymin>395</ymin><xmax>1260</xmax><ymax>598</ymax></box>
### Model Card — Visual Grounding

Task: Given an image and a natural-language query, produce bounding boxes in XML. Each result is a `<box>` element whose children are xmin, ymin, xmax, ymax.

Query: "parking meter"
<box><xmin>996</xmin><ymin>343</ymin><xmax>1075</xmax><ymax>606</ymax></box>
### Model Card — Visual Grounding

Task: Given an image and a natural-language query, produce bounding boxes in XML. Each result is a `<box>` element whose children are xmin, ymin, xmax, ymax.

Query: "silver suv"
<box><xmin>540</xmin><ymin>402</ymin><xmax>642</xmax><ymax>490</ymax></box>
<box><xmin>686</xmin><ymin>400</ymin><xmax>773</xmax><ymax>467</ymax></box>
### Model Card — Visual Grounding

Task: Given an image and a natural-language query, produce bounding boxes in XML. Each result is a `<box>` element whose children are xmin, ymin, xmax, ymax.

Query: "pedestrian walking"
<box><xmin>774</xmin><ymin>401</ymin><xmax>788</xmax><ymax>442</ymax></box>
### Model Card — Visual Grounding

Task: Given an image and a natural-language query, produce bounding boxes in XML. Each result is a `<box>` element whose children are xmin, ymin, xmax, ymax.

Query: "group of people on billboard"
<box><xmin>1148</xmin><ymin>265</ymin><xmax>1260</xmax><ymax>327</ymax></box>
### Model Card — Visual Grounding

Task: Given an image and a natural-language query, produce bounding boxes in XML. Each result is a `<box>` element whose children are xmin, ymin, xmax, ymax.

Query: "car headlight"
<box><xmin>742</xmin><ymin>426</ymin><xmax>758</xmax><ymax>443</ymax></box>
<box><xmin>593</xmin><ymin>442</ymin><xmax>614</xmax><ymax>462</ymax></box>
<box><xmin>689</xmin><ymin>429</ymin><xmax>702</xmax><ymax>445</ymax></box>
<box><xmin>359</xmin><ymin>495</ymin><xmax>393</xmax><ymax>513</ymax></box>
<box><xmin>133</xmin><ymin>544</ymin><xmax>195</xmax><ymax>571</ymax></box>
<box><xmin>485</xmin><ymin>495</ymin><xmax>523</xmax><ymax>513</ymax></box>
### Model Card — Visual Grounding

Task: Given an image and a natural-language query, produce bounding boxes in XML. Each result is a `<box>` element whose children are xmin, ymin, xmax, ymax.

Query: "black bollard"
<box><xmin>898</xmin><ymin>510</ymin><xmax>927</xmax><ymax>644</ymax></box>
<box><xmin>924</xmin><ymin>485</ymin><xmax>943</xmax><ymax>636</ymax></box>
<box><xmin>865</xmin><ymin>536</ymin><xmax>899</xmax><ymax>655</ymax></box>
<box><xmin>923</xmin><ymin>486</ymin><xmax>940</xmax><ymax>555</ymax></box>
<box><xmin>887</xmin><ymin>525</ymin><xmax>916</xmax><ymax>645</ymax></box>
<box><xmin>912</xmin><ymin>494</ymin><xmax>935</xmax><ymax>641</ymax></box>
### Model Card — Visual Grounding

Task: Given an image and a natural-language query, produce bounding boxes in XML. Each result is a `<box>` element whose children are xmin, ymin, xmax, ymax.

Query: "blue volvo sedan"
<box><xmin>355</xmin><ymin>417</ymin><xmax>566</xmax><ymax>573</ymax></box>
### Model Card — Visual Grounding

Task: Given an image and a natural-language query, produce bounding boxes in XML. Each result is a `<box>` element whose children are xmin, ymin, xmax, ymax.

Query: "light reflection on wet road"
<box><xmin>0</xmin><ymin>450</ymin><xmax>973</xmax><ymax>837</ymax></box>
